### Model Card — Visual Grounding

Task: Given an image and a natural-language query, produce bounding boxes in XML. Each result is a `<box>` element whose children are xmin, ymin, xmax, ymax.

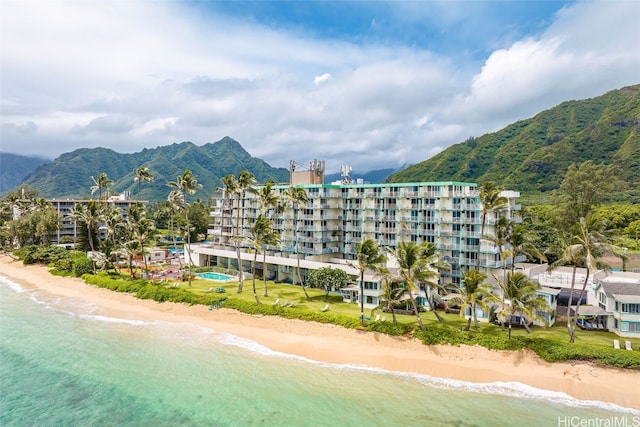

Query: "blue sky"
<box><xmin>1</xmin><ymin>0</ymin><xmax>639</xmax><ymax>173</ymax></box>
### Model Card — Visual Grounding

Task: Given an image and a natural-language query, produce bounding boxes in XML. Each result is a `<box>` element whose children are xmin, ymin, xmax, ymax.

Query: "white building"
<box><xmin>188</xmin><ymin>171</ymin><xmax>522</xmax><ymax>311</ymax></box>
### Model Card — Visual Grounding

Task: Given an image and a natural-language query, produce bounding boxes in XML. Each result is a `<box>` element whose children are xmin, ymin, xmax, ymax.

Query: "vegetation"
<box><xmin>307</xmin><ymin>267</ymin><xmax>350</xmax><ymax>300</ymax></box>
<box><xmin>387</xmin><ymin>85</ymin><xmax>640</xmax><ymax>203</ymax></box>
<box><xmin>353</xmin><ymin>239</ymin><xmax>387</xmax><ymax>326</ymax></box>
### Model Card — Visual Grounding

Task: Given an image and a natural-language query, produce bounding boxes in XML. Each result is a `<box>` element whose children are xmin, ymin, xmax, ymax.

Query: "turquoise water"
<box><xmin>197</xmin><ymin>272</ymin><xmax>233</xmax><ymax>281</ymax></box>
<box><xmin>1</xmin><ymin>275</ymin><xmax>638</xmax><ymax>427</ymax></box>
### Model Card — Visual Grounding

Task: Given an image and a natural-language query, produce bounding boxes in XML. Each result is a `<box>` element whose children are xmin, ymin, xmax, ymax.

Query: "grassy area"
<box><xmin>188</xmin><ymin>276</ymin><xmax>640</xmax><ymax>350</ymax></box>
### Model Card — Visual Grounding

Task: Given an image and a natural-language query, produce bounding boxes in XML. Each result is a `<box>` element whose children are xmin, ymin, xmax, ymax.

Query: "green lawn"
<box><xmin>186</xmin><ymin>276</ymin><xmax>640</xmax><ymax>350</ymax></box>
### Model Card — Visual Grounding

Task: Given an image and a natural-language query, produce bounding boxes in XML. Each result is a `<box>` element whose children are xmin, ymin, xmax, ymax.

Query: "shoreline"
<box><xmin>2</xmin><ymin>254</ymin><xmax>639</xmax><ymax>411</ymax></box>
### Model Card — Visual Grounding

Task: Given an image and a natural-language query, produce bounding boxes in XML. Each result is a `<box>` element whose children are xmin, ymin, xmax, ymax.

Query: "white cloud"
<box><xmin>314</xmin><ymin>73</ymin><xmax>333</xmax><ymax>86</ymax></box>
<box><xmin>1</xmin><ymin>0</ymin><xmax>638</xmax><ymax>175</ymax></box>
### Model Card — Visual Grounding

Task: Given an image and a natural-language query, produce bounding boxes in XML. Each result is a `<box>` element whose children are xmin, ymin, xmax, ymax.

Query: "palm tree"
<box><xmin>102</xmin><ymin>206</ymin><xmax>125</xmax><ymax>272</ymax></box>
<box><xmin>496</xmin><ymin>272</ymin><xmax>550</xmax><ymax>339</ymax></box>
<box><xmin>233</xmin><ymin>170</ymin><xmax>257</xmax><ymax>293</ymax></box>
<box><xmin>133</xmin><ymin>166</ymin><xmax>154</xmax><ymax>197</ymax></box>
<box><xmin>167</xmin><ymin>190</ymin><xmax>185</xmax><ymax>270</ymax></box>
<box><xmin>281</xmin><ymin>186</ymin><xmax>310</xmax><ymax>300</ymax></box>
<box><xmin>484</xmin><ymin>216</ymin><xmax>513</xmax><ymax>284</ymax></box>
<box><xmin>373</xmin><ymin>278</ymin><xmax>406</xmax><ymax>325</ymax></box>
<box><xmin>256</xmin><ymin>180</ymin><xmax>280</xmax><ymax>217</ymax></box>
<box><xmin>564</xmin><ymin>217</ymin><xmax>617</xmax><ymax>342</ymax></box>
<box><xmin>448</xmin><ymin>270</ymin><xmax>498</xmax><ymax>330</ymax></box>
<box><xmin>126</xmin><ymin>204</ymin><xmax>156</xmax><ymax>279</ymax></box>
<box><xmin>247</xmin><ymin>215</ymin><xmax>280</xmax><ymax>303</ymax></box>
<box><xmin>507</xmin><ymin>223</ymin><xmax>546</xmax><ymax>273</ymax></box>
<box><xmin>353</xmin><ymin>239</ymin><xmax>387</xmax><ymax>326</ymax></box>
<box><xmin>386</xmin><ymin>241</ymin><xmax>445</xmax><ymax>330</ymax></box>
<box><xmin>69</xmin><ymin>200</ymin><xmax>104</xmax><ymax>272</ymax></box>
<box><xmin>415</xmin><ymin>242</ymin><xmax>450</xmax><ymax>323</ymax></box>
<box><xmin>167</xmin><ymin>169</ymin><xmax>202</xmax><ymax>287</ymax></box>
<box><xmin>476</xmin><ymin>182</ymin><xmax>507</xmax><ymax>270</ymax></box>
<box><xmin>218</xmin><ymin>174</ymin><xmax>238</xmax><ymax>247</ymax></box>
<box><xmin>90</xmin><ymin>172</ymin><xmax>114</xmax><ymax>201</ymax></box>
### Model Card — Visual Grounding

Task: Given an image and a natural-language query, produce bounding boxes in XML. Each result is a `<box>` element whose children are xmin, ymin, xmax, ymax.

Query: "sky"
<box><xmin>1</xmin><ymin>0</ymin><xmax>639</xmax><ymax>174</ymax></box>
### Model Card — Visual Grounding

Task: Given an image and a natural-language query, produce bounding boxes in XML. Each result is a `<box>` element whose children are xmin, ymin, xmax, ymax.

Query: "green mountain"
<box><xmin>21</xmin><ymin>137</ymin><xmax>289</xmax><ymax>202</ymax></box>
<box><xmin>0</xmin><ymin>153</ymin><xmax>50</xmax><ymax>194</ymax></box>
<box><xmin>387</xmin><ymin>85</ymin><xmax>640</xmax><ymax>201</ymax></box>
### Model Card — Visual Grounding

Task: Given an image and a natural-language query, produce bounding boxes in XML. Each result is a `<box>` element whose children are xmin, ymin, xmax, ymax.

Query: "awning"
<box><xmin>577</xmin><ymin>305</ymin><xmax>610</xmax><ymax>316</ymax></box>
<box><xmin>441</xmin><ymin>293</ymin><xmax>463</xmax><ymax>301</ymax></box>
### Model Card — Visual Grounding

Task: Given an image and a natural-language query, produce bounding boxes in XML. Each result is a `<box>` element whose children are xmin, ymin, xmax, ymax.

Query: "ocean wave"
<box><xmin>78</xmin><ymin>314</ymin><xmax>164</xmax><ymax>327</ymax></box>
<box><xmin>3</xmin><ymin>273</ymin><xmax>637</xmax><ymax>414</ymax></box>
<box><xmin>214</xmin><ymin>326</ymin><xmax>640</xmax><ymax>415</ymax></box>
<box><xmin>0</xmin><ymin>275</ymin><xmax>24</xmax><ymax>293</ymax></box>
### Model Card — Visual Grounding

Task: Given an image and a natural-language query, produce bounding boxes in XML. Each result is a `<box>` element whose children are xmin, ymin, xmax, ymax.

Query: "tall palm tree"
<box><xmin>102</xmin><ymin>206</ymin><xmax>125</xmax><ymax>272</ymax></box>
<box><xmin>496</xmin><ymin>272</ymin><xmax>550</xmax><ymax>339</ymax></box>
<box><xmin>256</xmin><ymin>180</ymin><xmax>280</xmax><ymax>217</ymax></box>
<box><xmin>415</xmin><ymin>242</ymin><xmax>450</xmax><ymax>323</ymax></box>
<box><xmin>167</xmin><ymin>169</ymin><xmax>202</xmax><ymax>287</ymax></box>
<box><xmin>247</xmin><ymin>215</ymin><xmax>280</xmax><ymax>303</ymax></box>
<box><xmin>167</xmin><ymin>190</ymin><xmax>185</xmax><ymax>270</ymax></box>
<box><xmin>133</xmin><ymin>166</ymin><xmax>154</xmax><ymax>197</ymax></box>
<box><xmin>484</xmin><ymin>216</ymin><xmax>513</xmax><ymax>283</ymax></box>
<box><xmin>449</xmin><ymin>270</ymin><xmax>499</xmax><ymax>330</ymax></box>
<box><xmin>90</xmin><ymin>172</ymin><xmax>114</xmax><ymax>202</ymax></box>
<box><xmin>353</xmin><ymin>239</ymin><xmax>387</xmax><ymax>326</ymax></box>
<box><xmin>126</xmin><ymin>204</ymin><xmax>156</xmax><ymax>278</ymax></box>
<box><xmin>233</xmin><ymin>170</ymin><xmax>257</xmax><ymax>293</ymax></box>
<box><xmin>476</xmin><ymin>182</ymin><xmax>507</xmax><ymax>270</ymax></box>
<box><xmin>281</xmin><ymin>186</ymin><xmax>310</xmax><ymax>300</ymax></box>
<box><xmin>564</xmin><ymin>217</ymin><xmax>617</xmax><ymax>342</ymax></box>
<box><xmin>386</xmin><ymin>241</ymin><xmax>445</xmax><ymax>330</ymax></box>
<box><xmin>69</xmin><ymin>200</ymin><xmax>104</xmax><ymax>272</ymax></box>
<box><xmin>218</xmin><ymin>174</ymin><xmax>239</xmax><ymax>247</ymax></box>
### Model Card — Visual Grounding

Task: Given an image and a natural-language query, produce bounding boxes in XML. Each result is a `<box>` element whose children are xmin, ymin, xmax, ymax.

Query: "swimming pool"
<box><xmin>197</xmin><ymin>272</ymin><xmax>234</xmax><ymax>281</ymax></box>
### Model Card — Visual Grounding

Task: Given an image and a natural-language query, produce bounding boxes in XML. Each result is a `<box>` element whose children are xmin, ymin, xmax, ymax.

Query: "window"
<box><xmin>621</xmin><ymin>303</ymin><xmax>640</xmax><ymax>314</ymax></box>
<box><xmin>598</xmin><ymin>292</ymin><xmax>606</xmax><ymax>310</ymax></box>
<box><xmin>364</xmin><ymin>282</ymin><xmax>378</xmax><ymax>290</ymax></box>
<box><xmin>620</xmin><ymin>322</ymin><xmax>640</xmax><ymax>333</ymax></box>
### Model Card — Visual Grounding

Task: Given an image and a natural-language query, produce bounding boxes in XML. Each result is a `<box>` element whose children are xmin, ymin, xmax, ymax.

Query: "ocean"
<box><xmin>1</xmin><ymin>274</ymin><xmax>637</xmax><ymax>427</ymax></box>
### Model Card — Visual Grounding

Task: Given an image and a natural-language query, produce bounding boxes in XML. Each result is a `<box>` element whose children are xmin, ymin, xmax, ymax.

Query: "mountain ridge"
<box><xmin>387</xmin><ymin>84</ymin><xmax>640</xmax><ymax>202</ymax></box>
<box><xmin>18</xmin><ymin>137</ymin><xmax>290</xmax><ymax>202</ymax></box>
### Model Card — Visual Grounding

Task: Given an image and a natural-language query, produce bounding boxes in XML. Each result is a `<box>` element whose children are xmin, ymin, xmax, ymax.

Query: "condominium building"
<box><xmin>189</xmin><ymin>175</ymin><xmax>522</xmax><ymax>309</ymax></box>
<box><xmin>48</xmin><ymin>194</ymin><xmax>145</xmax><ymax>244</ymax></box>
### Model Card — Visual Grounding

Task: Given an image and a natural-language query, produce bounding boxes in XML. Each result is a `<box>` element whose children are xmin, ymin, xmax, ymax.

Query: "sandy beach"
<box><xmin>2</xmin><ymin>254</ymin><xmax>639</xmax><ymax>410</ymax></box>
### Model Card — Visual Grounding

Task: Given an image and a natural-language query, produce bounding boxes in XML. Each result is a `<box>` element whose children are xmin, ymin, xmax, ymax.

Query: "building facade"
<box><xmin>48</xmin><ymin>195</ymin><xmax>145</xmax><ymax>244</ymax></box>
<box><xmin>190</xmin><ymin>180</ymin><xmax>522</xmax><ymax>309</ymax></box>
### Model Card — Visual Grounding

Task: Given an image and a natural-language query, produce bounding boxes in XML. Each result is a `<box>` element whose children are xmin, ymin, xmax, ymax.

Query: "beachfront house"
<box><xmin>592</xmin><ymin>272</ymin><xmax>640</xmax><ymax>338</ymax></box>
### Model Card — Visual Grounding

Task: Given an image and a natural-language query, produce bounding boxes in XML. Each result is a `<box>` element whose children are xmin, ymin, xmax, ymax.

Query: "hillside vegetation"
<box><xmin>21</xmin><ymin>137</ymin><xmax>289</xmax><ymax>201</ymax></box>
<box><xmin>388</xmin><ymin>85</ymin><xmax>640</xmax><ymax>202</ymax></box>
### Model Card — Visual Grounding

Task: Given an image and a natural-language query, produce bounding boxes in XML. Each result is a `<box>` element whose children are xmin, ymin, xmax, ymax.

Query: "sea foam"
<box><xmin>0</xmin><ymin>275</ymin><xmax>24</xmax><ymax>293</ymax></box>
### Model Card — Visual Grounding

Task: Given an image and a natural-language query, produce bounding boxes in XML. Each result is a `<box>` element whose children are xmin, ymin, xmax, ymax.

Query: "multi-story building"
<box><xmin>48</xmin><ymin>194</ymin><xmax>145</xmax><ymax>244</ymax></box>
<box><xmin>189</xmin><ymin>169</ymin><xmax>522</xmax><ymax>309</ymax></box>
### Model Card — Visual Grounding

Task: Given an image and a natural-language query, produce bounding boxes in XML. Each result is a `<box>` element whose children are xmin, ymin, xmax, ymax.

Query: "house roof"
<box><xmin>613</xmin><ymin>294</ymin><xmax>640</xmax><ymax>303</ymax></box>
<box><xmin>599</xmin><ymin>281</ymin><xmax>640</xmax><ymax>298</ymax></box>
<box><xmin>577</xmin><ymin>305</ymin><xmax>609</xmax><ymax>316</ymax></box>
<box><xmin>538</xmin><ymin>286</ymin><xmax>562</xmax><ymax>295</ymax></box>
